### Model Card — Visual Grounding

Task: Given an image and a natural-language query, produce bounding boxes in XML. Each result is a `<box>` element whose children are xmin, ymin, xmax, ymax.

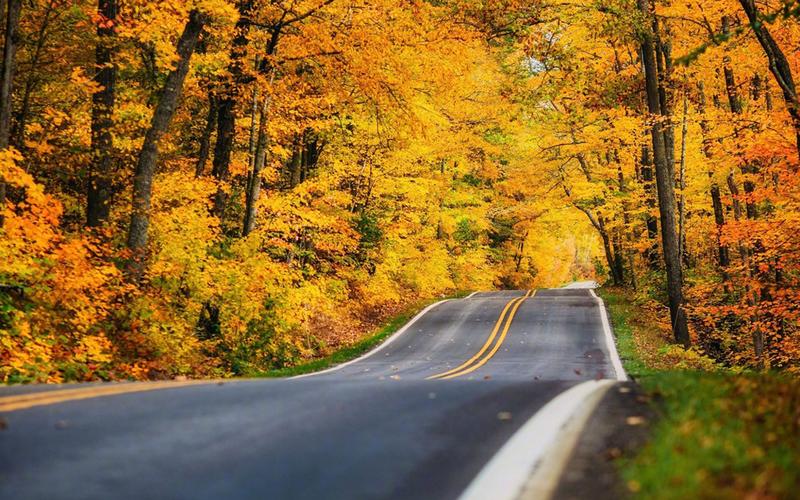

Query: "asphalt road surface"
<box><xmin>0</xmin><ymin>287</ymin><xmax>626</xmax><ymax>500</ymax></box>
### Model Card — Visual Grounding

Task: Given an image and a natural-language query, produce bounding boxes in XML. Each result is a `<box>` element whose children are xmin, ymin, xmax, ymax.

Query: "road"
<box><xmin>0</xmin><ymin>287</ymin><xmax>626</xmax><ymax>500</ymax></box>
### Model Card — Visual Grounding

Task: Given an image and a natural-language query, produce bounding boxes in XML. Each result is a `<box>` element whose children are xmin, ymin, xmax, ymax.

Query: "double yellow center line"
<box><xmin>428</xmin><ymin>290</ymin><xmax>535</xmax><ymax>380</ymax></box>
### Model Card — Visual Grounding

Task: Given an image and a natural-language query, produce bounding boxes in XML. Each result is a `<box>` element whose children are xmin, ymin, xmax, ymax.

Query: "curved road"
<box><xmin>0</xmin><ymin>287</ymin><xmax>625</xmax><ymax>500</ymax></box>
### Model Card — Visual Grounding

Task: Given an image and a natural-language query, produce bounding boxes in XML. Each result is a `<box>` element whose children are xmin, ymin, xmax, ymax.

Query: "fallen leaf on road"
<box><xmin>626</xmin><ymin>416</ymin><xmax>647</xmax><ymax>426</ymax></box>
<box><xmin>497</xmin><ymin>411</ymin><xmax>513</xmax><ymax>421</ymax></box>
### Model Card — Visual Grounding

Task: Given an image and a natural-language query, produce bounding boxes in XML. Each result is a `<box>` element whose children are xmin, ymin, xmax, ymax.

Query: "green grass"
<box><xmin>599</xmin><ymin>287</ymin><xmax>800</xmax><ymax>500</ymax></box>
<box><xmin>257</xmin><ymin>292</ymin><xmax>470</xmax><ymax>378</ymax></box>
<box><xmin>598</xmin><ymin>289</ymin><xmax>656</xmax><ymax>379</ymax></box>
<box><xmin>625</xmin><ymin>372</ymin><xmax>800</xmax><ymax>499</ymax></box>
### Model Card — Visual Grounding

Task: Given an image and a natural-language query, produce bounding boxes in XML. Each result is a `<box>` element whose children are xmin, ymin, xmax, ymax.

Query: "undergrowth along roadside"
<box><xmin>599</xmin><ymin>287</ymin><xmax>800</xmax><ymax>500</ymax></box>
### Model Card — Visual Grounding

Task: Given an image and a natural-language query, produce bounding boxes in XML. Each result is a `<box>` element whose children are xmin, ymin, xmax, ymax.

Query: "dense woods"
<box><xmin>1</xmin><ymin>0</ymin><xmax>799</xmax><ymax>382</ymax></box>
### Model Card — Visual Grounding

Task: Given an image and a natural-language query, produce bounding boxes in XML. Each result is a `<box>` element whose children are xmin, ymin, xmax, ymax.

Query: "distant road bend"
<box><xmin>1</xmin><ymin>285</ymin><xmax>628</xmax><ymax>500</ymax></box>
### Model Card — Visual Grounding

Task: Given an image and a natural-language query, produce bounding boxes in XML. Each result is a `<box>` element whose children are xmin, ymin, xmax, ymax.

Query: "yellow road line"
<box><xmin>426</xmin><ymin>295</ymin><xmax>521</xmax><ymax>380</ymax></box>
<box><xmin>427</xmin><ymin>290</ymin><xmax>533</xmax><ymax>380</ymax></box>
<box><xmin>441</xmin><ymin>290</ymin><xmax>535</xmax><ymax>379</ymax></box>
<box><xmin>0</xmin><ymin>380</ymin><xmax>224</xmax><ymax>413</ymax></box>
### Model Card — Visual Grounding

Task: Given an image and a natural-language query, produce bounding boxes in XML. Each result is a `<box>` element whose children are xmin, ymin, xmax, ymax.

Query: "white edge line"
<box><xmin>459</xmin><ymin>380</ymin><xmax>616</xmax><ymax>500</ymax></box>
<box><xmin>465</xmin><ymin>291</ymin><xmax>480</xmax><ymax>298</ymax></box>
<box><xmin>290</xmin><ymin>299</ymin><xmax>451</xmax><ymax>379</ymax></box>
<box><xmin>589</xmin><ymin>289</ymin><xmax>628</xmax><ymax>382</ymax></box>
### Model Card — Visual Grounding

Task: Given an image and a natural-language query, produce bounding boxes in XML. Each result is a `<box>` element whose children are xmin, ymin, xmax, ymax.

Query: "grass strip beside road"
<box><xmin>627</xmin><ymin>372</ymin><xmax>800</xmax><ymax>499</ymax></box>
<box><xmin>600</xmin><ymin>287</ymin><xmax>800</xmax><ymax>500</ymax></box>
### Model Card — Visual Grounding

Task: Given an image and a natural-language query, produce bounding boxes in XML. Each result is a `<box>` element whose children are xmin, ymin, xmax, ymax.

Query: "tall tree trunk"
<box><xmin>698</xmin><ymin>84</ymin><xmax>730</xmax><ymax>272</ymax></box>
<box><xmin>247</xmin><ymin>86</ymin><xmax>258</xmax><ymax>169</ymax></box>
<box><xmin>738</xmin><ymin>0</ymin><xmax>800</xmax><ymax>161</ymax></box>
<box><xmin>211</xmin><ymin>96</ymin><xmax>235</xmax><ymax>217</ymax></box>
<box><xmin>612</xmin><ymin>231</ymin><xmax>626</xmax><ymax>285</ymax></box>
<box><xmin>598</xmin><ymin>215</ymin><xmax>621</xmax><ymax>285</ymax></box>
<box><xmin>722</xmin><ymin>18</ymin><xmax>743</xmax><ymax>115</ymax></box>
<box><xmin>638</xmin><ymin>0</ymin><xmax>691</xmax><ymax>346</ymax></box>
<box><xmin>194</xmin><ymin>93</ymin><xmax>216</xmax><ymax>177</ymax></box>
<box><xmin>640</xmin><ymin>144</ymin><xmax>660</xmax><ymax>268</ymax></box>
<box><xmin>211</xmin><ymin>0</ymin><xmax>254</xmax><ymax>218</ymax></box>
<box><xmin>87</xmin><ymin>0</ymin><xmax>117</xmax><ymax>227</ymax></box>
<box><xmin>242</xmin><ymin>98</ymin><xmax>268</xmax><ymax>236</ymax></box>
<box><xmin>0</xmin><ymin>0</ymin><xmax>22</xmax><ymax>229</ymax></box>
<box><xmin>127</xmin><ymin>10</ymin><xmax>207</xmax><ymax>276</ymax></box>
<box><xmin>654</xmin><ymin>22</ymin><xmax>675</xmax><ymax>171</ymax></box>
<box><xmin>618</xmin><ymin>160</ymin><xmax>637</xmax><ymax>289</ymax></box>
<box><xmin>677</xmin><ymin>85</ymin><xmax>689</xmax><ymax>266</ymax></box>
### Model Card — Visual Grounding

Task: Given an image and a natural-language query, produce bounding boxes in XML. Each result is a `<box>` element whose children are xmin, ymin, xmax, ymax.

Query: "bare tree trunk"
<box><xmin>654</xmin><ymin>22</ymin><xmax>675</xmax><ymax>172</ymax></box>
<box><xmin>599</xmin><ymin>216</ymin><xmax>621</xmax><ymax>285</ymax></box>
<box><xmin>247</xmin><ymin>85</ymin><xmax>258</xmax><ymax>169</ymax></box>
<box><xmin>710</xmin><ymin>185</ymin><xmax>729</xmax><ymax>266</ymax></box>
<box><xmin>194</xmin><ymin>93</ymin><xmax>216</xmax><ymax>177</ymax></box>
<box><xmin>241</xmin><ymin>65</ymin><xmax>279</xmax><ymax>237</ymax></box>
<box><xmin>678</xmin><ymin>86</ymin><xmax>688</xmax><ymax>266</ymax></box>
<box><xmin>0</xmin><ymin>0</ymin><xmax>22</xmax><ymax>229</ymax></box>
<box><xmin>726</xmin><ymin>173</ymin><xmax>744</xmax><ymax>222</ymax></box>
<box><xmin>738</xmin><ymin>0</ymin><xmax>800</xmax><ymax>161</ymax></box>
<box><xmin>211</xmin><ymin>0</ymin><xmax>254</xmax><ymax>218</ymax></box>
<box><xmin>640</xmin><ymin>144</ymin><xmax>660</xmax><ymax>268</ymax></box>
<box><xmin>127</xmin><ymin>10</ymin><xmax>207</xmax><ymax>277</ymax></box>
<box><xmin>0</xmin><ymin>0</ymin><xmax>20</xmax><ymax>148</ymax></box>
<box><xmin>722</xmin><ymin>19</ymin><xmax>743</xmax><ymax>115</ymax></box>
<box><xmin>242</xmin><ymin>98</ymin><xmax>268</xmax><ymax>236</ymax></box>
<box><xmin>612</xmin><ymin>231</ymin><xmax>626</xmax><ymax>284</ymax></box>
<box><xmin>726</xmin><ymin>172</ymin><xmax>751</xmax><ymax>267</ymax></box>
<box><xmin>515</xmin><ymin>237</ymin><xmax>525</xmax><ymax>272</ymax></box>
<box><xmin>87</xmin><ymin>0</ymin><xmax>117</xmax><ymax>227</ymax></box>
<box><xmin>211</xmin><ymin>97</ymin><xmax>235</xmax><ymax>216</ymax></box>
<box><xmin>638</xmin><ymin>0</ymin><xmax>691</xmax><ymax>346</ymax></box>
<box><xmin>618</xmin><ymin>161</ymin><xmax>637</xmax><ymax>289</ymax></box>
<box><xmin>698</xmin><ymin>82</ymin><xmax>731</xmax><ymax>272</ymax></box>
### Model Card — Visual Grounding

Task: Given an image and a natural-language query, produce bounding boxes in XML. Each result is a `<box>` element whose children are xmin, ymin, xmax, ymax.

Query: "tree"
<box><xmin>0</xmin><ymin>0</ymin><xmax>22</xmax><ymax>229</ymax></box>
<box><xmin>127</xmin><ymin>9</ymin><xmax>208</xmax><ymax>276</ymax></box>
<box><xmin>86</xmin><ymin>0</ymin><xmax>117</xmax><ymax>227</ymax></box>
<box><xmin>637</xmin><ymin>0</ymin><xmax>691</xmax><ymax>346</ymax></box>
<box><xmin>738</xmin><ymin>0</ymin><xmax>800</xmax><ymax>160</ymax></box>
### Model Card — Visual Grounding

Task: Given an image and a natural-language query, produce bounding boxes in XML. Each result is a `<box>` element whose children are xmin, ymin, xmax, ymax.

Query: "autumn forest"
<box><xmin>1</xmin><ymin>0</ymin><xmax>799</xmax><ymax>382</ymax></box>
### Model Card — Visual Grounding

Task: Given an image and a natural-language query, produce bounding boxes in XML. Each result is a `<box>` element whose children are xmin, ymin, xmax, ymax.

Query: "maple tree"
<box><xmin>1</xmin><ymin>0</ymin><xmax>799</xmax><ymax>381</ymax></box>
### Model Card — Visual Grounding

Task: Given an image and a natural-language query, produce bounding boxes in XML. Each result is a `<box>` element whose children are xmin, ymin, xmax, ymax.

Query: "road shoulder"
<box><xmin>550</xmin><ymin>381</ymin><xmax>655</xmax><ymax>500</ymax></box>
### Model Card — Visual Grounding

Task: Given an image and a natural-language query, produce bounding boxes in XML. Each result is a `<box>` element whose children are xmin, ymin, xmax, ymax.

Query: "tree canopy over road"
<box><xmin>2</xmin><ymin>0</ymin><xmax>800</xmax><ymax>382</ymax></box>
